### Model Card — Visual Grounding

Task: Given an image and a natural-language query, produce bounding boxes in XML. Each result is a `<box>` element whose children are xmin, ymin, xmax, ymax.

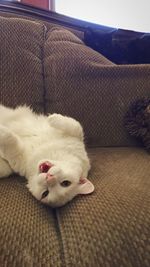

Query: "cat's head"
<box><xmin>27</xmin><ymin>160</ymin><xmax>94</xmax><ymax>207</ymax></box>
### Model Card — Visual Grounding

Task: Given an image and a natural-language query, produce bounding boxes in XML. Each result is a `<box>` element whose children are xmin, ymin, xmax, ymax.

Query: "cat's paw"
<box><xmin>48</xmin><ymin>114</ymin><xmax>65</xmax><ymax>129</ymax></box>
<box><xmin>48</xmin><ymin>114</ymin><xmax>84</xmax><ymax>140</ymax></box>
<box><xmin>0</xmin><ymin>125</ymin><xmax>18</xmax><ymax>147</ymax></box>
<box><xmin>0</xmin><ymin>125</ymin><xmax>11</xmax><ymax>142</ymax></box>
<box><xmin>0</xmin><ymin>157</ymin><xmax>12</xmax><ymax>178</ymax></box>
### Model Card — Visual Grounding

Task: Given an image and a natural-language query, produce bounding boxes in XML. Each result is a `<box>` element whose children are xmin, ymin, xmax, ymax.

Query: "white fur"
<box><xmin>0</xmin><ymin>104</ymin><xmax>94</xmax><ymax>207</ymax></box>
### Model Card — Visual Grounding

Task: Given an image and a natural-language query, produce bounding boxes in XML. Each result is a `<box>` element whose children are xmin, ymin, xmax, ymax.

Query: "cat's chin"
<box><xmin>40</xmin><ymin>198</ymin><xmax>66</xmax><ymax>208</ymax></box>
<box><xmin>41</xmin><ymin>195</ymin><xmax>75</xmax><ymax>208</ymax></box>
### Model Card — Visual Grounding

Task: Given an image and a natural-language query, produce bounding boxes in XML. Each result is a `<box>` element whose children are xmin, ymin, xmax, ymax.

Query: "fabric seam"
<box><xmin>41</xmin><ymin>24</ymin><xmax>47</xmax><ymax>114</ymax></box>
<box><xmin>53</xmin><ymin>209</ymin><xmax>67</xmax><ymax>267</ymax></box>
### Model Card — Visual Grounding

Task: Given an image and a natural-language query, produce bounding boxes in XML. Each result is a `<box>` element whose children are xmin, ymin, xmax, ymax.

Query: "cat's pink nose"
<box><xmin>46</xmin><ymin>173</ymin><xmax>55</xmax><ymax>182</ymax></box>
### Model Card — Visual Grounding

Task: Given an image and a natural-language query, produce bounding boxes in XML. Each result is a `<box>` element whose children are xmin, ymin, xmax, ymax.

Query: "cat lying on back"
<box><xmin>0</xmin><ymin>105</ymin><xmax>94</xmax><ymax>207</ymax></box>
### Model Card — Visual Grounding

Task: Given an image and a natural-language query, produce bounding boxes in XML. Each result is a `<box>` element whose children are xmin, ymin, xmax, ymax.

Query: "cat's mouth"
<box><xmin>39</xmin><ymin>161</ymin><xmax>53</xmax><ymax>173</ymax></box>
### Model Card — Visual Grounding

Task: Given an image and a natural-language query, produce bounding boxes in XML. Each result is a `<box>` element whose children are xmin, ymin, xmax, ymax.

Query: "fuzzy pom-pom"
<box><xmin>125</xmin><ymin>98</ymin><xmax>150</xmax><ymax>151</ymax></box>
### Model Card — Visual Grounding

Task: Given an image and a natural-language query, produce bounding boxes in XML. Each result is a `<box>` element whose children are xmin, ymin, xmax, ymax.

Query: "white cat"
<box><xmin>0</xmin><ymin>105</ymin><xmax>94</xmax><ymax>207</ymax></box>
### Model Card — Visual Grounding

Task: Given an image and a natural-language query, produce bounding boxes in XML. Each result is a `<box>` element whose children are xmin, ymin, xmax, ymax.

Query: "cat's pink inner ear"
<box><xmin>78</xmin><ymin>178</ymin><xmax>94</xmax><ymax>195</ymax></box>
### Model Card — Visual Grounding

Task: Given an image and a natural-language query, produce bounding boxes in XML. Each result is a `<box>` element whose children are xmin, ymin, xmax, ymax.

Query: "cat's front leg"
<box><xmin>0</xmin><ymin>125</ymin><xmax>25</xmax><ymax>175</ymax></box>
<box><xmin>0</xmin><ymin>157</ymin><xmax>13</xmax><ymax>178</ymax></box>
<box><xmin>48</xmin><ymin>114</ymin><xmax>84</xmax><ymax>140</ymax></box>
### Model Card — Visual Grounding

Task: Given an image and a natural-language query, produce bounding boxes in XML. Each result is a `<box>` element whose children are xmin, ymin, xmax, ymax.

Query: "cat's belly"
<box><xmin>26</xmin><ymin>136</ymin><xmax>90</xmax><ymax>170</ymax></box>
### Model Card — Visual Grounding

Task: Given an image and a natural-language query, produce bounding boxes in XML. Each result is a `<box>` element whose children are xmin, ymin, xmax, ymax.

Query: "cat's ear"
<box><xmin>78</xmin><ymin>178</ymin><xmax>94</xmax><ymax>195</ymax></box>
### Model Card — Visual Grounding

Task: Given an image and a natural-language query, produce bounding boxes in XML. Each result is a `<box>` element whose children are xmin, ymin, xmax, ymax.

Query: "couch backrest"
<box><xmin>0</xmin><ymin>16</ymin><xmax>46</xmax><ymax>113</ymax></box>
<box><xmin>43</xmin><ymin>27</ymin><xmax>150</xmax><ymax>147</ymax></box>
<box><xmin>0</xmin><ymin>13</ymin><xmax>150</xmax><ymax>147</ymax></box>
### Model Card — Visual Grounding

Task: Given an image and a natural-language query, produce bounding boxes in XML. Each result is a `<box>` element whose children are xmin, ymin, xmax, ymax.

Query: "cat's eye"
<box><xmin>41</xmin><ymin>190</ymin><xmax>49</xmax><ymax>199</ymax></box>
<box><xmin>60</xmin><ymin>180</ymin><xmax>71</xmax><ymax>187</ymax></box>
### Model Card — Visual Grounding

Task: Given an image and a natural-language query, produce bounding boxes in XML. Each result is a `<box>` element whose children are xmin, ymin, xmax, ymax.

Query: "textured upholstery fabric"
<box><xmin>57</xmin><ymin>147</ymin><xmax>150</xmax><ymax>267</ymax></box>
<box><xmin>0</xmin><ymin>11</ymin><xmax>84</xmax><ymax>41</ymax></box>
<box><xmin>0</xmin><ymin>16</ymin><xmax>46</xmax><ymax>112</ymax></box>
<box><xmin>0</xmin><ymin>175</ymin><xmax>63</xmax><ymax>267</ymax></box>
<box><xmin>0</xmin><ymin>148</ymin><xmax>149</xmax><ymax>267</ymax></box>
<box><xmin>44</xmin><ymin>28</ymin><xmax>150</xmax><ymax>147</ymax></box>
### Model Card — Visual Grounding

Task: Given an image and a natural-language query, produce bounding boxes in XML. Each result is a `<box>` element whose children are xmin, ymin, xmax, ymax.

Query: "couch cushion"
<box><xmin>44</xmin><ymin>27</ymin><xmax>150</xmax><ymax>147</ymax></box>
<box><xmin>0</xmin><ymin>175</ymin><xmax>63</xmax><ymax>266</ymax></box>
<box><xmin>0</xmin><ymin>148</ymin><xmax>149</xmax><ymax>266</ymax></box>
<box><xmin>0</xmin><ymin>16</ymin><xmax>46</xmax><ymax>112</ymax></box>
<box><xmin>56</xmin><ymin>147</ymin><xmax>150</xmax><ymax>267</ymax></box>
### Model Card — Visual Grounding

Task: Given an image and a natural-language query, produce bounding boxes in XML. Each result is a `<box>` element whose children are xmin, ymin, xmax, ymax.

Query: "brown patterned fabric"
<box><xmin>0</xmin><ymin>148</ymin><xmax>149</xmax><ymax>267</ymax></box>
<box><xmin>57</xmin><ymin>147</ymin><xmax>150</xmax><ymax>267</ymax></box>
<box><xmin>0</xmin><ymin>175</ymin><xmax>63</xmax><ymax>267</ymax></box>
<box><xmin>0</xmin><ymin>11</ymin><xmax>84</xmax><ymax>40</ymax></box>
<box><xmin>44</xmin><ymin>27</ymin><xmax>150</xmax><ymax>147</ymax></box>
<box><xmin>0</xmin><ymin>16</ymin><xmax>46</xmax><ymax>112</ymax></box>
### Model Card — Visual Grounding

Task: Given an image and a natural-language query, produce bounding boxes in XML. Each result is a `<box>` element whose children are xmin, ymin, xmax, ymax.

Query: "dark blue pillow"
<box><xmin>84</xmin><ymin>27</ymin><xmax>150</xmax><ymax>64</ymax></box>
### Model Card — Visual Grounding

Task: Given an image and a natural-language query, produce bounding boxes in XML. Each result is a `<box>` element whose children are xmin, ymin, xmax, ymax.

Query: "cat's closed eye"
<box><xmin>60</xmin><ymin>180</ymin><xmax>71</xmax><ymax>187</ymax></box>
<box><xmin>41</xmin><ymin>190</ymin><xmax>49</xmax><ymax>199</ymax></box>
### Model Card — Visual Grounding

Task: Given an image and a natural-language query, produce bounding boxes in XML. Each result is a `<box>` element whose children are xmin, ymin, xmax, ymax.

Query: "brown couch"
<box><xmin>0</xmin><ymin>2</ymin><xmax>150</xmax><ymax>267</ymax></box>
